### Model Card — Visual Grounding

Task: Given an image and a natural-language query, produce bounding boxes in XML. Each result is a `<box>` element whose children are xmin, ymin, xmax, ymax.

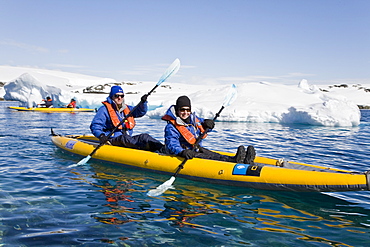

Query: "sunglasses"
<box><xmin>114</xmin><ymin>94</ymin><xmax>125</xmax><ymax>98</ymax></box>
<box><xmin>179</xmin><ymin>107</ymin><xmax>191</xmax><ymax>112</ymax></box>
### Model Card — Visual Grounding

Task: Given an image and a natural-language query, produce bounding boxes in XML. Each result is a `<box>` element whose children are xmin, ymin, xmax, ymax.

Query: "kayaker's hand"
<box><xmin>180</xmin><ymin>149</ymin><xmax>197</xmax><ymax>159</ymax></box>
<box><xmin>99</xmin><ymin>134</ymin><xmax>109</xmax><ymax>144</ymax></box>
<box><xmin>140</xmin><ymin>94</ymin><xmax>148</xmax><ymax>103</ymax></box>
<box><xmin>202</xmin><ymin>119</ymin><xmax>215</xmax><ymax>130</ymax></box>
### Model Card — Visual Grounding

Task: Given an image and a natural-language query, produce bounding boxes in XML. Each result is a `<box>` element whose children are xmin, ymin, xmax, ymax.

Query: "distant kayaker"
<box><xmin>90</xmin><ymin>85</ymin><xmax>164</xmax><ymax>152</ymax></box>
<box><xmin>162</xmin><ymin>95</ymin><xmax>256</xmax><ymax>164</ymax></box>
<box><xmin>38</xmin><ymin>96</ymin><xmax>53</xmax><ymax>108</ymax></box>
<box><xmin>66</xmin><ymin>99</ymin><xmax>76</xmax><ymax>108</ymax></box>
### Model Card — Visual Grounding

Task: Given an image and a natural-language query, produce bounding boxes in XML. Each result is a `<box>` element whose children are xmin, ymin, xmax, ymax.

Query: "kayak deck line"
<box><xmin>71</xmin><ymin>135</ymin><xmax>364</xmax><ymax>174</ymax></box>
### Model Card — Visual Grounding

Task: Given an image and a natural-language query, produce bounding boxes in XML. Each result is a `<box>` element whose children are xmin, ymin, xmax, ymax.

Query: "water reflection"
<box><xmin>75</xmin><ymin>161</ymin><xmax>370</xmax><ymax>246</ymax></box>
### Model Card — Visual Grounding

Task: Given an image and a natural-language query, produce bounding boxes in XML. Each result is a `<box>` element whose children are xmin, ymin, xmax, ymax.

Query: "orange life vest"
<box><xmin>162</xmin><ymin>115</ymin><xmax>207</xmax><ymax>145</ymax></box>
<box><xmin>67</xmin><ymin>101</ymin><xmax>76</xmax><ymax>108</ymax></box>
<box><xmin>102</xmin><ymin>101</ymin><xmax>135</xmax><ymax>130</ymax></box>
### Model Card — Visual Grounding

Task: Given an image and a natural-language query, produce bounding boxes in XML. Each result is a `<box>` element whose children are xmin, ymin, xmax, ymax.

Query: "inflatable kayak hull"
<box><xmin>9</xmin><ymin>106</ymin><xmax>95</xmax><ymax>112</ymax></box>
<box><xmin>51</xmin><ymin>134</ymin><xmax>370</xmax><ymax>192</ymax></box>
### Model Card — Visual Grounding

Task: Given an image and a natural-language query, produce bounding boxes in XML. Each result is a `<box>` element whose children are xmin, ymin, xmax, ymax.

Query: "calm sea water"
<box><xmin>1</xmin><ymin>101</ymin><xmax>370</xmax><ymax>246</ymax></box>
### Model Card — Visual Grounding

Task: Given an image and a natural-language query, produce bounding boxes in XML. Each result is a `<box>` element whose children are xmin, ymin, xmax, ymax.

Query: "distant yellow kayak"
<box><xmin>51</xmin><ymin>133</ymin><xmax>370</xmax><ymax>192</ymax></box>
<box><xmin>8</xmin><ymin>106</ymin><xmax>95</xmax><ymax>112</ymax></box>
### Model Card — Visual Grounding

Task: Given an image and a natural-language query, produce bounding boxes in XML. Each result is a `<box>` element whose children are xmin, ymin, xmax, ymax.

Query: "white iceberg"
<box><xmin>0</xmin><ymin>66</ymin><xmax>365</xmax><ymax>127</ymax></box>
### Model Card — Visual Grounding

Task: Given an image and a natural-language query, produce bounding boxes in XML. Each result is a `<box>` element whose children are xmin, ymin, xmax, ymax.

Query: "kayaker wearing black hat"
<box><xmin>66</xmin><ymin>98</ymin><xmax>76</xmax><ymax>108</ymax></box>
<box><xmin>90</xmin><ymin>85</ymin><xmax>164</xmax><ymax>152</ymax></box>
<box><xmin>38</xmin><ymin>96</ymin><xmax>53</xmax><ymax>108</ymax></box>
<box><xmin>162</xmin><ymin>95</ymin><xmax>256</xmax><ymax>164</ymax></box>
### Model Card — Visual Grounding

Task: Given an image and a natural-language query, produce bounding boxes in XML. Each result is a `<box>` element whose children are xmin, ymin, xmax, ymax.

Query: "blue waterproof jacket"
<box><xmin>90</xmin><ymin>96</ymin><xmax>147</xmax><ymax>138</ymax></box>
<box><xmin>162</xmin><ymin>105</ymin><xmax>205</xmax><ymax>155</ymax></box>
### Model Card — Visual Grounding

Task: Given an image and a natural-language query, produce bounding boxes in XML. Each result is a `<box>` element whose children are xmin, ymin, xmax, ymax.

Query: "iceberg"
<box><xmin>147</xmin><ymin>80</ymin><xmax>361</xmax><ymax>126</ymax></box>
<box><xmin>0</xmin><ymin>66</ymin><xmax>364</xmax><ymax>127</ymax></box>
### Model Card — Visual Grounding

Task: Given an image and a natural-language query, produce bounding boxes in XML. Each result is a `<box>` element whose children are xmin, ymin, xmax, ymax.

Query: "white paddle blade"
<box><xmin>223</xmin><ymin>84</ymin><xmax>237</xmax><ymax>107</ymax></box>
<box><xmin>147</xmin><ymin>176</ymin><xmax>176</xmax><ymax>197</ymax></box>
<box><xmin>157</xmin><ymin>58</ymin><xmax>181</xmax><ymax>85</ymax></box>
<box><xmin>69</xmin><ymin>155</ymin><xmax>92</xmax><ymax>167</ymax></box>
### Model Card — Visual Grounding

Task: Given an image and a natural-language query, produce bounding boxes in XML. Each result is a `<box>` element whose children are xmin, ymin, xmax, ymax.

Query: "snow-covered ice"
<box><xmin>1</xmin><ymin>65</ymin><xmax>369</xmax><ymax>127</ymax></box>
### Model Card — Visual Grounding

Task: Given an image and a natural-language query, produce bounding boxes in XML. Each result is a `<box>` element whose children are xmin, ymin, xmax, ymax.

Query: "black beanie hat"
<box><xmin>175</xmin><ymin>95</ymin><xmax>191</xmax><ymax>111</ymax></box>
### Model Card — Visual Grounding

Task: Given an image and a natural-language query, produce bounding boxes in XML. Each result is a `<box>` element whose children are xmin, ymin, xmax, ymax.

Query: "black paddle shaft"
<box><xmin>173</xmin><ymin>105</ymin><xmax>225</xmax><ymax>177</ymax></box>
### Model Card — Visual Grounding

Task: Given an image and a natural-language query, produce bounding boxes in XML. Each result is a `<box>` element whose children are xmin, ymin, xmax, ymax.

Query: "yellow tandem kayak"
<box><xmin>9</xmin><ymin>106</ymin><xmax>95</xmax><ymax>112</ymax></box>
<box><xmin>51</xmin><ymin>133</ymin><xmax>370</xmax><ymax>192</ymax></box>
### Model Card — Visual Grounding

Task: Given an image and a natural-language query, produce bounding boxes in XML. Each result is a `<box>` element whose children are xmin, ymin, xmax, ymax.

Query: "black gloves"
<box><xmin>99</xmin><ymin>134</ymin><xmax>109</xmax><ymax>144</ymax></box>
<box><xmin>180</xmin><ymin>149</ymin><xmax>197</xmax><ymax>159</ymax></box>
<box><xmin>202</xmin><ymin>119</ymin><xmax>215</xmax><ymax>130</ymax></box>
<box><xmin>141</xmin><ymin>94</ymin><xmax>149</xmax><ymax>103</ymax></box>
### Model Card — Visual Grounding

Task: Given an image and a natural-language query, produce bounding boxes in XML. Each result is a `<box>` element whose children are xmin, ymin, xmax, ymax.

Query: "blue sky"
<box><xmin>1</xmin><ymin>0</ymin><xmax>369</xmax><ymax>85</ymax></box>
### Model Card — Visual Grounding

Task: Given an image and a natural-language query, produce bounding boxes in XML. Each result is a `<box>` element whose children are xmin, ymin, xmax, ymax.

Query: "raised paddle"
<box><xmin>72</xmin><ymin>58</ymin><xmax>181</xmax><ymax>167</ymax></box>
<box><xmin>147</xmin><ymin>84</ymin><xmax>238</xmax><ymax>196</ymax></box>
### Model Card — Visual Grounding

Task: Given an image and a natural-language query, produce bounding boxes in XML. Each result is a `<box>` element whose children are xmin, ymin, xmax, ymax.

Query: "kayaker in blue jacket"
<box><xmin>162</xmin><ymin>95</ymin><xmax>256</xmax><ymax>164</ymax></box>
<box><xmin>90</xmin><ymin>86</ymin><xmax>164</xmax><ymax>152</ymax></box>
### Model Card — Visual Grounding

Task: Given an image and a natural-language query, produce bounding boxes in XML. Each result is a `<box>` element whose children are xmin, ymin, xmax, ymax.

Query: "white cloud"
<box><xmin>0</xmin><ymin>39</ymin><xmax>49</xmax><ymax>53</ymax></box>
<box><xmin>57</xmin><ymin>49</ymin><xmax>69</xmax><ymax>54</ymax></box>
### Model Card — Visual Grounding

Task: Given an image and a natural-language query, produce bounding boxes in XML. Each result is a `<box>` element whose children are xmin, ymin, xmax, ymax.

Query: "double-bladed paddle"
<box><xmin>147</xmin><ymin>84</ymin><xmax>238</xmax><ymax>196</ymax></box>
<box><xmin>71</xmin><ymin>58</ymin><xmax>181</xmax><ymax>167</ymax></box>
